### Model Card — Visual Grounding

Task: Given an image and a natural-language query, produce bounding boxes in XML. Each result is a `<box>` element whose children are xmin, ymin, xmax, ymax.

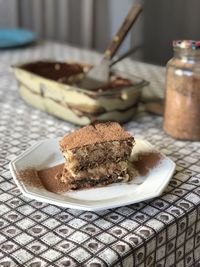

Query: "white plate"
<box><xmin>9</xmin><ymin>138</ymin><xmax>176</xmax><ymax>211</ymax></box>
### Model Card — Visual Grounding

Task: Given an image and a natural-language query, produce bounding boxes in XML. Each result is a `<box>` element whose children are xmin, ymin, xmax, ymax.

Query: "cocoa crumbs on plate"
<box><xmin>16</xmin><ymin>164</ymin><xmax>70</xmax><ymax>193</ymax></box>
<box><xmin>16</xmin><ymin>168</ymin><xmax>44</xmax><ymax>188</ymax></box>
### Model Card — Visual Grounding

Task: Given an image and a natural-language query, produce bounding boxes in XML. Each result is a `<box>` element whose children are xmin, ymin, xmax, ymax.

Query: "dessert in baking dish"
<box><xmin>13</xmin><ymin>60</ymin><xmax>148</xmax><ymax>125</ymax></box>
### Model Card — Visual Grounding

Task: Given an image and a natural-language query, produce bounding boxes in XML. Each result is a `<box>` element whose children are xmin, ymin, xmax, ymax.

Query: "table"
<box><xmin>0</xmin><ymin>42</ymin><xmax>200</xmax><ymax>267</ymax></box>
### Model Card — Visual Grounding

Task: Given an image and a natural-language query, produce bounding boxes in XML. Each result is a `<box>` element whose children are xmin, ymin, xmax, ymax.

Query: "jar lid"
<box><xmin>173</xmin><ymin>40</ymin><xmax>200</xmax><ymax>50</ymax></box>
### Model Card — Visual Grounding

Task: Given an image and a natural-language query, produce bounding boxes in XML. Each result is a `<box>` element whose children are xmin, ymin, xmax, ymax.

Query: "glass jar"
<box><xmin>163</xmin><ymin>40</ymin><xmax>200</xmax><ymax>140</ymax></box>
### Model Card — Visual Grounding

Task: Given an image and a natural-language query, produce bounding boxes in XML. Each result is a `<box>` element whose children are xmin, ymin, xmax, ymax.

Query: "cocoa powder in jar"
<box><xmin>163</xmin><ymin>41</ymin><xmax>200</xmax><ymax>140</ymax></box>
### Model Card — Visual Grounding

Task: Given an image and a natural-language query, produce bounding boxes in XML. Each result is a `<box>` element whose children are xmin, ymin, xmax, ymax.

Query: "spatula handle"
<box><xmin>103</xmin><ymin>4</ymin><xmax>142</xmax><ymax>60</ymax></box>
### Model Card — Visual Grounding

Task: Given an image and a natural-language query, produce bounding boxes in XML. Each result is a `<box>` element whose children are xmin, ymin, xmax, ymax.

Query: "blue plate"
<box><xmin>0</xmin><ymin>28</ymin><xmax>36</xmax><ymax>48</ymax></box>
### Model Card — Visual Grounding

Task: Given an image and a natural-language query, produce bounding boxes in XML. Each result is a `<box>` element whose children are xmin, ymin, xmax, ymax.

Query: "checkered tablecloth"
<box><xmin>0</xmin><ymin>42</ymin><xmax>200</xmax><ymax>267</ymax></box>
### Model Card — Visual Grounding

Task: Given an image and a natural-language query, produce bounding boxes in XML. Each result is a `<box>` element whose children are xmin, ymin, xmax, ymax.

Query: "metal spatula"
<box><xmin>78</xmin><ymin>4</ymin><xmax>142</xmax><ymax>90</ymax></box>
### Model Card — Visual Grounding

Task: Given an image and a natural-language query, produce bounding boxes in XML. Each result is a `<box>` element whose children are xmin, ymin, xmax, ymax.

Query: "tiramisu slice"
<box><xmin>58</xmin><ymin>122</ymin><xmax>135</xmax><ymax>190</ymax></box>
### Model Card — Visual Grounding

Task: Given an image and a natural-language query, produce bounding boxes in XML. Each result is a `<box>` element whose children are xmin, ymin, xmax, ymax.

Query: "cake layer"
<box><xmin>60</xmin><ymin>122</ymin><xmax>134</xmax><ymax>173</ymax></box>
<box><xmin>64</xmin><ymin>140</ymin><xmax>133</xmax><ymax>173</ymax></box>
<box><xmin>56</xmin><ymin>170</ymin><xmax>129</xmax><ymax>190</ymax></box>
<box><xmin>70</xmin><ymin>175</ymin><xmax>125</xmax><ymax>190</ymax></box>
<box><xmin>55</xmin><ymin>162</ymin><xmax>138</xmax><ymax>191</ymax></box>
<box><xmin>61</xmin><ymin>161</ymin><xmax>129</xmax><ymax>181</ymax></box>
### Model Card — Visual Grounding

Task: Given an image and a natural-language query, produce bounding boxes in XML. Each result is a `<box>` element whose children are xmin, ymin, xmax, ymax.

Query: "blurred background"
<box><xmin>0</xmin><ymin>0</ymin><xmax>200</xmax><ymax>65</ymax></box>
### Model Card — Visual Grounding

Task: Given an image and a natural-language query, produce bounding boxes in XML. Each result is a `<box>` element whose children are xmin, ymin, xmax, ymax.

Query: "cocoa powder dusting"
<box><xmin>22</xmin><ymin>61</ymin><xmax>84</xmax><ymax>82</ymax></box>
<box><xmin>60</xmin><ymin>121</ymin><xmax>134</xmax><ymax>150</ymax></box>
<box><xmin>22</xmin><ymin>61</ymin><xmax>134</xmax><ymax>91</ymax></box>
<box><xmin>16</xmin><ymin>168</ymin><xmax>44</xmax><ymax>188</ymax></box>
<box><xmin>37</xmin><ymin>164</ymin><xmax>69</xmax><ymax>193</ymax></box>
<box><xmin>17</xmin><ymin>164</ymin><xmax>69</xmax><ymax>193</ymax></box>
<box><xmin>132</xmin><ymin>152</ymin><xmax>163</xmax><ymax>176</ymax></box>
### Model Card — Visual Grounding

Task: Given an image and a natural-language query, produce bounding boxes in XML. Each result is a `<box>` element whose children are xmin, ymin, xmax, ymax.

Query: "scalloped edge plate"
<box><xmin>9</xmin><ymin>138</ymin><xmax>176</xmax><ymax>211</ymax></box>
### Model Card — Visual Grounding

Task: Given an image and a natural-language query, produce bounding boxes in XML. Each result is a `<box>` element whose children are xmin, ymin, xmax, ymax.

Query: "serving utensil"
<box><xmin>78</xmin><ymin>4</ymin><xmax>143</xmax><ymax>90</ymax></box>
<box><xmin>109</xmin><ymin>44</ymin><xmax>142</xmax><ymax>67</ymax></box>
